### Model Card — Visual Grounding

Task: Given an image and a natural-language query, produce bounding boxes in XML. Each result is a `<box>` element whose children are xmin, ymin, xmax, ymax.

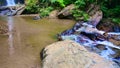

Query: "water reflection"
<box><xmin>0</xmin><ymin>16</ymin><xmax>75</xmax><ymax>68</ymax></box>
<box><xmin>7</xmin><ymin>17</ymin><xmax>14</xmax><ymax>55</ymax></box>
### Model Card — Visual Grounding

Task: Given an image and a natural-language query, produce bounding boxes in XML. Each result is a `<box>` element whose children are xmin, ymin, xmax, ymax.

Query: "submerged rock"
<box><xmin>33</xmin><ymin>15</ymin><xmax>41</xmax><ymax>20</ymax></box>
<box><xmin>0</xmin><ymin>21</ymin><xmax>8</xmax><ymax>34</ymax></box>
<box><xmin>41</xmin><ymin>40</ymin><xmax>119</xmax><ymax>68</ymax></box>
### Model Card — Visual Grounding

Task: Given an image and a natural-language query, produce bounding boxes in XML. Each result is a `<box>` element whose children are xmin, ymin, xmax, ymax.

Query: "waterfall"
<box><xmin>6</xmin><ymin>0</ymin><xmax>15</xmax><ymax>6</ymax></box>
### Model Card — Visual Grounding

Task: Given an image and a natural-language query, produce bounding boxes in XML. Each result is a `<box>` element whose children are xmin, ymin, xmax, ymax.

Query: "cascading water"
<box><xmin>6</xmin><ymin>0</ymin><xmax>15</xmax><ymax>6</ymax></box>
<box><xmin>59</xmin><ymin>21</ymin><xmax>120</xmax><ymax>65</ymax></box>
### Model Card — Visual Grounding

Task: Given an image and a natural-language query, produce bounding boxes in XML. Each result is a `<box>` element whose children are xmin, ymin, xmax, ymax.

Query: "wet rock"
<box><xmin>58</xmin><ymin>4</ymin><xmax>75</xmax><ymax>19</ymax></box>
<box><xmin>89</xmin><ymin>10</ymin><xmax>103</xmax><ymax>26</ymax></box>
<box><xmin>97</xmin><ymin>19</ymin><xmax>120</xmax><ymax>46</ymax></box>
<box><xmin>96</xmin><ymin>44</ymin><xmax>106</xmax><ymax>50</ymax></box>
<box><xmin>87</xmin><ymin>5</ymin><xmax>100</xmax><ymax>16</ymax></box>
<box><xmin>0</xmin><ymin>22</ymin><xmax>8</xmax><ymax>34</ymax></box>
<box><xmin>86</xmin><ymin>5</ymin><xmax>103</xmax><ymax>26</ymax></box>
<box><xmin>109</xmin><ymin>38</ymin><xmax>120</xmax><ymax>46</ymax></box>
<box><xmin>6</xmin><ymin>10</ymin><xmax>16</xmax><ymax>16</ymax></box>
<box><xmin>49</xmin><ymin>10</ymin><xmax>58</xmax><ymax>19</ymax></box>
<box><xmin>112</xmin><ymin>49</ymin><xmax>120</xmax><ymax>65</ymax></box>
<box><xmin>33</xmin><ymin>15</ymin><xmax>41</xmax><ymax>20</ymax></box>
<box><xmin>41</xmin><ymin>40</ymin><xmax>119</xmax><ymax>68</ymax></box>
<box><xmin>112</xmin><ymin>49</ymin><xmax>120</xmax><ymax>58</ymax></box>
<box><xmin>113</xmin><ymin>26</ymin><xmax>120</xmax><ymax>32</ymax></box>
<box><xmin>97</xmin><ymin>19</ymin><xmax>114</xmax><ymax>32</ymax></box>
<box><xmin>0</xmin><ymin>5</ymin><xmax>25</xmax><ymax>16</ymax></box>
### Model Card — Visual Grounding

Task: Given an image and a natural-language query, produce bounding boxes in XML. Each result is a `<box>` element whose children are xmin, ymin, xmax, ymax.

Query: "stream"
<box><xmin>59</xmin><ymin>21</ymin><xmax>120</xmax><ymax>65</ymax></box>
<box><xmin>0</xmin><ymin>16</ymin><xmax>75</xmax><ymax>68</ymax></box>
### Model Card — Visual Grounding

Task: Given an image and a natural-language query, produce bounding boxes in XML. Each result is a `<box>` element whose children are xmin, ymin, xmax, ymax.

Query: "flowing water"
<box><xmin>6</xmin><ymin>0</ymin><xmax>16</xmax><ymax>6</ymax></box>
<box><xmin>0</xmin><ymin>16</ymin><xmax>75</xmax><ymax>68</ymax></box>
<box><xmin>60</xmin><ymin>21</ymin><xmax>120</xmax><ymax>63</ymax></box>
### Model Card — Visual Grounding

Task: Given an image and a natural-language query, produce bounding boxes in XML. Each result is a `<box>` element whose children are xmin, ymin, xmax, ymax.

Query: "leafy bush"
<box><xmin>25</xmin><ymin>0</ymin><xmax>39</xmax><ymax>13</ymax></box>
<box><xmin>50</xmin><ymin>0</ymin><xmax>65</xmax><ymax>7</ymax></box>
<box><xmin>24</xmin><ymin>0</ymin><xmax>120</xmax><ymax>24</ymax></box>
<box><xmin>72</xmin><ymin>0</ymin><xmax>90</xmax><ymax>21</ymax></box>
<box><xmin>72</xmin><ymin>9</ymin><xmax>89</xmax><ymax>21</ymax></box>
<box><xmin>74</xmin><ymin>0</ymin><xmax>86</xmax><ymax>9</ymax></box>
<box><xmin>112</xmin><ymin>18</ymin><xmax>120</xmax><ymax>24</ymax></box>
<box><xmin>39</xmin><ymin>7</ymin><xmax>54</xmax><ymax>17</ymax></box>
<box><xmin>100</xmin><ymin>0</ymin><xmax>120</xmax><ymax>24</ymax></box>
<box><xmin>101</xmin><ymin>6</ymin><xmax>120</xmax><ymax>18</ymax></box>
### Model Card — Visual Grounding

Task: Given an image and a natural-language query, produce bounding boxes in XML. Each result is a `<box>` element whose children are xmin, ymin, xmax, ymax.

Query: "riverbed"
<box><xmin>0</xmin><ymin>16</ymin><xmax>75</xmax><ymax>68</ymax></box>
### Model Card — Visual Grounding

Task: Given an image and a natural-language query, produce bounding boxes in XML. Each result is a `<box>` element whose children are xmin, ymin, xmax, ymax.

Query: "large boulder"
<box><xmin>41</xmin><ymin>40</ymin><xmax>119</xmax><ymax>68</ymax></box>
<box><xmin>58</xmin><ymin>4</ymin><xmax>75</xmax><ymax>19</ymax></box>
<box><xmin>49</xmin><ymin>10</ymin><xmax>59</xmax><ymax>19</ymax></box>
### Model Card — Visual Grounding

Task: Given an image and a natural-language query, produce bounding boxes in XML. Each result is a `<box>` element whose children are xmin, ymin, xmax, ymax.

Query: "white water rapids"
<box><xmin>60</xmin><ymin>21</ymin><xmax>120</xmax><ymax>62</ymax></box>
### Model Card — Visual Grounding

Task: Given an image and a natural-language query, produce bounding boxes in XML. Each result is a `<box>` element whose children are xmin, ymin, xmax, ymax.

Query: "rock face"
<box><xmin>49</xmin><ymin>10</ymin><xmax>58</xmax><ymax>19</ymax></box>
<box><xmin>58</xmin><ymin>4</ymin><xmax>75</xmax><ymax>19</ymax></box>
<box><xmin>41</xmin><ymin>40</ymin><xmax>119</xmax><ymax>68</ymax></box>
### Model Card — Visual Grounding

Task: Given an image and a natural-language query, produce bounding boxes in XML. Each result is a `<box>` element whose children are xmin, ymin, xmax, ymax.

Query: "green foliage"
<box><xmin>25</xmin><ymin>0</ymin><xmax>120</xmax><ymax>24</ymax></box>
<box><xmin>53</xmin><ymin>0</ymin><xmax>65</xmax><ymax>7</ymax></box>
<box><xmin>39</xmin><ymin>7</ymin><xmax>54</xmax><ymax>17</ymax></box>
<box><xmin>112</xmin><ymin>18</ymin><xmax>120</xmax><ymax>24</ymax></box>
<box><xmin>74</xmin><ymin>0</ymin><xmax>86</xmax><ymax>9</ymax></box>
<box><xmin>50</xmin><ymin>0</ymin><xmax>73</xmax><ymax>8</ymax></box>
<box><xmin>101</xmin><ymin>6</ymin><xmax>120</xmax><ymax>18</ymax></box>
<box><xmin>72</xmin><ymin>9</ymin><xmax>89</xmax><ymax>21</ymax></box>
<box><xmin>25</xmin><ymin>0</ymin><xmax>39</xmax><ymax>13</ymax></box>
<box><xmin>100</xmin><ymin>0</ymin><xmax>120</xmax><ymax>24</ymax></box>
<box><xmin>39</xmin><ymin>0</ymin><xmax>76</xmax><ymax>8</ymax></box>
<box><xmin>72</xmin><ymin>0</ymin><xmax>90</xmax><ymax>21</ymax></box>
<box><xmin>83</xmin><ymin>13</ymin><xmax>90</xmax><ymax>21</ymax></box>
<box><xmin>38</xmin><ymin>0</ymin><xmax>51</xmax><ymax>8</ymax></box>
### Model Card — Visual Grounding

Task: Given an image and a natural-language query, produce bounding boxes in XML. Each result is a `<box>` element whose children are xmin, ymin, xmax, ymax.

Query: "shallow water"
<box><xmin>0</xmin><ymin>16</ymin><xmax>75</xmax><ymax>68</ymax></box>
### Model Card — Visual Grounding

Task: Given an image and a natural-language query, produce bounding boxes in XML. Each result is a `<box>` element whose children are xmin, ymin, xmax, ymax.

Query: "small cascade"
<box><xmin>59</xmin><ymin>21</ymin><xmax>120</xmax><ymax>64</ymax></box>
<box><xmin>6</xmin><ymin>0</ymin><xmax>15</xmax><ymax>6</ymax></box>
